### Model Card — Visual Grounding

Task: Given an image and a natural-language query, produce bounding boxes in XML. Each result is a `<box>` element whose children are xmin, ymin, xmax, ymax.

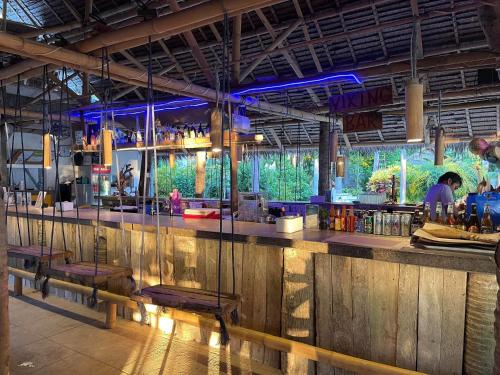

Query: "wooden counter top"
<box><xmin>7</xmin><ymin>206</ymin><xmax>496</xmax><ymax>274</ymax></box>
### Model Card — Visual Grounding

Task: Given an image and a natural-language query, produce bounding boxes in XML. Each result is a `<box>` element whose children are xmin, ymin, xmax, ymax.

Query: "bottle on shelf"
<box><xmin>197</xmin><ymin>124</ymin><xmax>204</xmax><ymax>138</ymax></box>
<box><xmin>334</xmin><ymin>208</ymin><xmax>342</xmax><ymax>231</ymax></box>
<box><xmin>455</xmin><ymin>206</ymin><xmax>467</xmax><ymax>231</ymax></box>
<box><xmin>189</xmin><ymin>126</ymin><xmax>196</xmax><ymax>139</ymax></box>
<box><xmin>410</xmin><ymin>209</ymin><xmax>422</xmax><ymax>235</ymax></box>
<box><xmin>183</xmin><ymin>124</ymin><xmax>190</xmax><ymax>139</ymax></box>
<box><xmin>446</xmin><ymin>203</ymin><xmax>456</xmax><ymax>227</ymax></box>
<box><xmin>329</xmin><ymin>207</ymin><xmax>335</xmax><ymax>230</ymax></box>
<box><xmin>347</xmin><ymin>207</ymin><xmax>356</xmax><ymax>233</ymax></box>
<box><xmin>341</xmin><ymin>206</ymin><xmax>347</xmax><ymax>231</ymax></box>
<box><xmin>481</xmin><ymin>203</ymin><xmax>493</xmax><ymax>234</ymax></box>
<box><xmin>422</xmin><ymin>202</ymin><xmax>431</xmax><ymax>224</ymax></box>
<box><xmin>435</xmin><ymin>202</ymin><xmax>445</xmax><ymax>225</ymax></box>
<box><xmin>467</xmin><ymin>203</ymin><xmax>480</xmax><ymax>233</ymax></box>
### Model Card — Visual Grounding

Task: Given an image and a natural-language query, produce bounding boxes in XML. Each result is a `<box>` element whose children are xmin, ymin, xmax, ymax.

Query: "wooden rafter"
<box><xmin>61</xmin><ymin>0</ymin><xmax>83</xmax><ymax>22</ymax></box>
<box><xmin>411</xmin><ymin>0</ymin><xmax>424</xmax><ymax>58</ymax></box>
<box><xmin>157</xmin><ymin>39</ymin><xmax>191</xmax><ymax>84</ymax></box>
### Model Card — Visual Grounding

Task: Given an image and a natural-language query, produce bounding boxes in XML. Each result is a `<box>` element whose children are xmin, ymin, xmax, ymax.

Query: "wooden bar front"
<box><xmin>6</xmin><ymin>208</ymin><xmax>497</xmax><ymax>374</ymax></box>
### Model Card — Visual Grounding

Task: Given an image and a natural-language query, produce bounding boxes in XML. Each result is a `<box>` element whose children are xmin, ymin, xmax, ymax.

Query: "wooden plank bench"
<box><xmin>132</xmin><ymin>284</ymin><xmax>240</xmax><ymax>317</ymax></box>
<box><xmin>45</xmin><ymin>262</ymin><xmax>133</xmax><ymax>329</ymax></box>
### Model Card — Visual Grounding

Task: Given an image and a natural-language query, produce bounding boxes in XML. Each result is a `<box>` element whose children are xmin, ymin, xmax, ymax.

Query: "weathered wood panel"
<box><xmin>282</xmin><ymin>247</ymin><xmax>315</xmax><ymax>375</ymax></box>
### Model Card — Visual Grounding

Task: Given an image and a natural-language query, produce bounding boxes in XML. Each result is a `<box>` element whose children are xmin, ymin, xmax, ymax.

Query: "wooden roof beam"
<box><xmin>269</xmin><ymin>128</ymin><xmax>283</xmax><ymax>150</ymax></box>
<box><xmin>410</xmin><ymin>0</ymin><xmax>424</xmax><ymax>58</ymax></box>
<box><xmin>61</xmin><ymin>0</ymin><xmax>83</xmax><ymax>22</ymax></box>
<box><xmin>157</xmin><ymin>39</ymin><xmax>191</xmax><ymax>84</ymax></box>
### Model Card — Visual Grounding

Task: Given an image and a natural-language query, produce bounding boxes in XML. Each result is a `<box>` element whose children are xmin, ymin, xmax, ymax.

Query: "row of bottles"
<box><xmin>329</xmin><ymin>206</ymin><xmax>357</xmax><ymax>232</ymax></box>
<box><xmin>413</xmin><ymin>202</ymin><xmax>494</xmax><ymax>234</ymax></box>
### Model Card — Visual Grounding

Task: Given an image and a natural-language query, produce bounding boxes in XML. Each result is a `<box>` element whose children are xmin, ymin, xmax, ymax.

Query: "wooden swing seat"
<box><xmin>45</xmin><ymin>262</ymin><xmax>132</xmax><ymax>286</ymax></box>
<box><xmin>8</xmin><ymin>245</ymin><xmax>71</xmax><ymax>264</ymax></box>
<box><xmin>132</xmin><ymin>284</ymin><xmax>240</xmax><ymax>316</ymax></box>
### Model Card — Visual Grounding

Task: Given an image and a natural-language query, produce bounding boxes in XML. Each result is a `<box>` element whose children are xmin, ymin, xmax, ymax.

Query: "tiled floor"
<box><xmin>8</xmin><ymin>287</ymin><xmax>281</xmax><ymax>374</ymax></box>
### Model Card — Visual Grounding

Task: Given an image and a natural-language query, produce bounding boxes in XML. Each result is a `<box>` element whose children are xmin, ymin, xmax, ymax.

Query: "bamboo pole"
<box><xmin>0</xmin><ymin>201</ymin><xmax>9</xmax><ymax>374</ymax></box>
<box><xmin>8</xmin><ymin>267</ymin><xmax>423</xmax><ymax>375</ymax></box>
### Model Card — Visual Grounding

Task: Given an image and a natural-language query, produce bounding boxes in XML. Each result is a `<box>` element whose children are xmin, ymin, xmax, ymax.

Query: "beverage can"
<box><xmin>391</xmin><ymin>213</ymin><xmax>401</xmax><ymax>236</ymax></box>
<box><xmin>374</xmin><ymin>211</ymin><xmax>383</xmax><ymax>235</ymax></box>
<box><xmin>382</xmin><ymin>213</ymin><xmax>392</xmax><ymax>235</ymax></box>
<box><xmin>401</xmin><ymin>213</ymin><xmax>412</xmax><ymax>236</ymax></box>
<box><xmin>364</xmin><ymin>214</ymin><xmax>373</xmax><ymax>234</ymax></box>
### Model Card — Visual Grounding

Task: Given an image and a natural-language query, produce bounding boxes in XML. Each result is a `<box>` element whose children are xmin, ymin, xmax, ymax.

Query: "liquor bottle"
<box><xmin>455</xmin><ymin>208</ymin><xmax>467</xmax><ymax>231</ymax></box>
<box><xmin>183</xmin><ymin>124</ymin><xmax>190</xmax><ymax>139</ymax></box>
<box><xmin>435</xmin><ymin>202</ymin><xmax>445</xmax><ymax>225</ymax></box>
<box><xmin>341</xmin><ymin>206</ymin><xmax>347</xmax><ymax>231</ymax></box>
<box><xmin>446</xmin><ymin>203</ymin><xmax>456</xmax><ymax>227</ymax></box>
<box><xmin>189</xmin><ymin>126</ymin><xmax>196</xmax><ymax>139</ymax></box>
<box><xmin>329</xmin><ymin>207</ymin><xmax>335</xmax><ymax>230</ymax></box>
<box><xmin>334</xmin><ymin>208</ymin><xmax>342</xmax><ymax>231</ymax></box>
<box><xmin>410</xmin><ymin>209</ymin><xmax>422</xmax><ymax>235</ymax></box>
<box><xmin>422</xmin><ymin>202</ymin><xmax>431</xmax><ymax>224</ymax></box>
<box><xmin>481</xmin><ymin>203</ymin><xmax>493</xmax><ymax>234</ymax></box>
<box><xmin>347</xmin><ymin>208</ymin><xmax>356</xmax><ymax>232</ymax></box>
<box><xmin>197</xmin><ymin>124</ymin><xmax>204</xmax><ymax>138</ymax></box>
<box><xmin>467</xmin><ymin>203</ymin><xmax>480</xmax><ymax>233</ymax></box>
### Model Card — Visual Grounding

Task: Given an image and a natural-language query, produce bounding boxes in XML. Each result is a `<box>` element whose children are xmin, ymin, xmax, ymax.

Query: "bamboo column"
<box><xmin>318</xmin><ymin>121</ymin><xmax>330</xmax><ymax>198</ymax></box>
<box><xmin>195</xmin><ymin>151</ymin><xmax>206</xmax><ymax>198</ymax></box>
<box><xmin>0</xmin><ymin>199</ymin><xmax>8</xmax><ymax>375</ymax></box>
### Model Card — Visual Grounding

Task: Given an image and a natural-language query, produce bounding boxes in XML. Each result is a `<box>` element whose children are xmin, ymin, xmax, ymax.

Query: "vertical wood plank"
<box><xmin>173</xmin><ymin>235</ymin><xmax>197</xmax><ymax>288</ymax></box>
<box><xmin>417</xmin><ymin>266</ymin><xmax>444</xmax><ymax>373</ymax></box>
<box><xmin>369</xmin><ymin>260</ymin><xmax>399</xmax><ymax>365</ymax></box>
<box><xmin>240</xmin><ymin>242</ymin><xmax>257</xmax><ymax>360</ymax></box>
<box><xmin>282</xmin><ymin>247</ymin><xmax>315</xmax><ymax>375</ymax></box>
<box><xmin>351</xmin><ymin>258</ymin><xmax>371</xmax><ymax>361</ymax></box>
<box><xmin>396</xmin><ymin>264</ymin><xmax>419</xmax><ymax>370</ymax></box>
<box><xmin>250</xmin><ymin>245</ymin><xmax>267</xmax><ymax>363</ymax></box>
<box><xmin>315</xmin><ymin>253</ymin><xmax>334</xmax><ymax>375</ymax></box>
<box><xmin>440</xmin><ymin>270</ymin><xmax>467</xmax><ymax>375</ymax></box>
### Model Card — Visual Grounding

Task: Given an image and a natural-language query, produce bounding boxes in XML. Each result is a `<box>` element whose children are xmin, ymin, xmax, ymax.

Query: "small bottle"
<box><xmin>280</xmin><ymin>206</ymin><xmax>286</xmax><ymax>217</ymax></box>
<box><xmin>197</xmin><ymin>124</ymin><xmax>204</xmax><ymax>138</ymax></box>
<box><xmin>334</xmin><ymin>208</ymin><xmax>342</xmax><ymax>231</ymax></box>
<box><xmin>467</xmin><ymin>203</ymin><xmax>480</xmax><ymax>233</ymax></box>
<box><xmin>435</xmin><ymin>202</ymin><xmax>445</xmax><ymax>225</ymax></box>
<box><xmin>422</xmin><ymin>202</ymin><xmax>431</xmax><ymax>224</ymax></box>
<box><xmin>410</xmin><ymin>209</ymin><xmax>422</xmax><ymax>235</ymax></box>
<box><xmin>347</xmin><ymin>208</ymin><xmax>356</xmax><ymax>233</ymax></box>
<box><xmin>189</xmin><ymin>126</ymin><xmax>196</xmax><ymax>139</ymax></box>
<box><xmin>183</xmin><ymin>124</ymin><xmax>190</xmax><ymax>139</ymax></box>
<box><xmin>446</xmin><ymin>203</ymin><xmax>456</xmax><ymax>227</ymax></box>
<box><xmin>341</xmin><ymin>206</ymin><xmax>347</xmax><ymax>231</ymax></box>
<box><xmin>481</xmin><ymin>203</ymin><xmax>493</xmax><ymax>234</ymax></box>
<box><xmin>329</xmin><ymin>207</ymin><xmax>335</xmax><ymax>230</ymax></box>
<box><xmin>456</xmin><ymin>208</ymin><xmax>467</xmax><ymax>231</ymax></box>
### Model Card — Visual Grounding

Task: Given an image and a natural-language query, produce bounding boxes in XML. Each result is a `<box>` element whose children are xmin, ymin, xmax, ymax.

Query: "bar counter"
<box><xmin>6</xmin><ymin>206</ymin><xmax>498</xmax><ymax>374</ymax></box>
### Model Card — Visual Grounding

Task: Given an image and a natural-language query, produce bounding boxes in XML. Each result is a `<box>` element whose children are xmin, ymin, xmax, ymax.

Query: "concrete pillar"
<box><xmin>318</xmin><ymin>121</ymin><xmax>330</xmax><ymax>197</ymax></box>
<box><xmin>400</xmin><ymin>149</ymin><xmax>407</xmax><ymax>204</ymax></box>
<box><xmin>252</xmin><ymin>152</ymin><xmax>260</xmax><ymax>193</ymax></box>
<box><xmin>195</xmin><ymin>151</ymin><xmax>206</xmax><ymax>198</ymax></box>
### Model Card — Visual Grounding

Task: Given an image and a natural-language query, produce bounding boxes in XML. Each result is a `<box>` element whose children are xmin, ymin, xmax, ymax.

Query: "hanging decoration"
<box><xmin>102</xmin><ymin>128</ymin><xmax>113</xmax><ymax>166</ymax></box>
<box><xmin>336</xmin><ymin>155</ymin><xmax>345</xmax><ymax>178</ymax></box>
<box><xmin>210</xmin><ymin>108</ymin><xmax>223</xmax><ymax>153</ymax></box>
<box><xmin>406</xmin><ymin>23</ymin><xmax>424</xmax><ymax>143</ymax></box>
<box><xmin>169</xmin><ymin>152</ymin><xmax>176</xmax><ymax>169</ymax></box>
<box><xmin>43</xmin><ymin>132</ymin><xmax>52</xmax><ymax>169</ymax></box>
<box><xmin>434</xmin><ymin>91</ymin><xmax>445</xmax><ymax>165</ymax></box>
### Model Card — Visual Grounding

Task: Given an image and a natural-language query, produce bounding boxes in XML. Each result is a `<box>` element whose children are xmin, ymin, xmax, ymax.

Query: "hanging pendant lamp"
<box><xmin>336</xmin><ymin>155</ymin><xmax>345</xmax><ymax>177</ymax></box>
<box><xmin>43</xmin><ymin>132</ymin><xmax>52</xmax><ymax>169</ymax></box>
<box><xmin>102</xmin><ymin>127</ymin><xmax>113</xmax><ymax>166</ymax></box>
<box><xmin>210</xmin><ymin>108</ymin><xmax>223</xmax><ymax>153</ymax></box>
<box><xmin>169</xmin><ymin>152</ymin><xmax>176</xmax><ymax>169</ymax></box>
<box><xmin>405</xmin><ymin>79</ymin><xmax>424</xmax><ymax>143</ymax></box>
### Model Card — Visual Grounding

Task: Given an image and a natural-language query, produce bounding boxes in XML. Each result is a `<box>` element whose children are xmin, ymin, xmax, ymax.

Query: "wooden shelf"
<box><xmin>77</xmin><ymin>132</ymin><xmax>263</xmax><ymax>152</ymax></box>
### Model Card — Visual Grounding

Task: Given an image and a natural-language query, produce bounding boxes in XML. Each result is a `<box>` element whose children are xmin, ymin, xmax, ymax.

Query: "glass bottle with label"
<box><xmin>423</xmin><ymin>202</ymin><xmax>431</xmax><ymax>224</ymax></box>
<box><xmin>410</xmin><ymin>209</ymin><xmax>422</xmax><ymax>235</ymax></box>
<box><xmin>446</xmin><ymin>203</ymin><xmax>456</xmax><ymax>227</ymax></box>
<box><xmin>435</xmin><ymin>202</ymin><xmax>445</xmax><ymax>224</ymax></box>
<box><xmin>334</xmin><ymin>208</ymin><xmax>342</xmax><ymax>231</ymax></box>
<box><xmin>481</xmin><ymin>203</ymin><xmax>493</xmax><ymax>234</ymax></box>
<box><xmin>341</xmin><ymin>206</ymin><xmax>347</xmax><ymax>231</ymax></box>
<box><xmin>329</xmin><ymin>207</ymin><xmax>335</xmax><ymax>230</ymax></box>
<box><xmin>467</xmin><ymin>203</ymin><xmax>480</xmax><ymax>233</ymax></box>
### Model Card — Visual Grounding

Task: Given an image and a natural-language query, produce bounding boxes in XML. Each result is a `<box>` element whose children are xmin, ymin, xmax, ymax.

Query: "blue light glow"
<box><xmin>72</xmin><ymin>98</ymin><xmax>208</xmax><ymax>119</ymax></box>
<box><xmin>234</xmin><ymin>73</ymin><xmax>362</xmax><ymax>95</ymax></box>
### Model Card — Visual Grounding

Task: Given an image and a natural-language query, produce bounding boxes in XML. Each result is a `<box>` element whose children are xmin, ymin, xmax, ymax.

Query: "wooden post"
<box><xmin>400</xmin><ymin>149</ymin><xmax>407</xmax><ymax>204</ymax></box>
<box><xmin>318</xmin><ymin>121</ymin><xmax>330</xmax><ymax>198</ymax></box>
<box><xmin>13</xmin><ymin>276</ymin><xmax>22</xmax><ymax>296</ymax></box>
<box><xmin>0</xmin><ymin>201</ymin><xmax>8</xmax><ymax>374</ymax></box>
<box><xmin>105</xmin><ymin>302</ymin><xmax>117</xmax><ymax>329</ymax></box>
<box><xmin>195</xmin><ymin>151</ymin><xmax>206</xmax><ymax>198</ymax></box>
<box><xmin>230</xmin><ymin>131</ymin><xmax>239</xmax><ymax>210</ymax></box>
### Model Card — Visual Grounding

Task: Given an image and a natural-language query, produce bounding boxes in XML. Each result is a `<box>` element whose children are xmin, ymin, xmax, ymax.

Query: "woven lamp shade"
<box><xmin>405</xmin><ymin>79</ymin><xmax>424</xmax><ymax>143</ymax></box>
<box><xmin>102</xmin><ymin>129</ymin><xmax>113</xmax><ymax>166</ymax></box>
<box><xmin>336</xmin><ymin>155</ymin><xmax>345</xmax><ymax>177</ymax></box>
<box><xmin>43</xmin><ymin>133</ymin><xmax>52</xmax><ymax>169</ymax></box>
<box><xmin>210</xmin><ymin>109</ymin><xmax>223</xmax><ymax>153</ymax></box>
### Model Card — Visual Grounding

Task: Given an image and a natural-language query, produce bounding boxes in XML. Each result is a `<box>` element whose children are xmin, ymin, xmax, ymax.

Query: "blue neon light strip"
<box><xmin>234</xmin><ymin>73</ymin><xmax>362</xmax><ymax>96</ymax></box>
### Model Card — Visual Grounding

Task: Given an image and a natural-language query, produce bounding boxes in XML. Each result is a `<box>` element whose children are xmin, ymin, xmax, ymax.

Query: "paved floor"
<box><xmin>8</xmin><ymin>287</ymin><xmax>281</xmax><ymax>375</ymax></box>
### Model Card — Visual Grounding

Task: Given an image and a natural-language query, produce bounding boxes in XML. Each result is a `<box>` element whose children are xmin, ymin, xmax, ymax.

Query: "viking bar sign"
<box><xmin>329</xmin><ymin>86</ymin><xmax>393</xmax><ymax>113</ymax></box>
<box><xmin>343</xmin><ymin>112</ymin><xmax>383</xmax><ymax>133</ymax></box>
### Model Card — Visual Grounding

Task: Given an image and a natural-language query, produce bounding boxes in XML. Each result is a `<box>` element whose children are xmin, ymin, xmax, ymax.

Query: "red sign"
<box><xmin>329</xmin><ymin>86</ymin><xmax>393</xmax><ymax>113</ymax></box>
<box><xmin>343</xmin><ymin>112</ymin><xmax>383</xmax><ymax>133</ymax></box>
<box><xmin>92</xmin><ymin>165</ymin><xmax>111</xmax><ymax>175</ymax></box>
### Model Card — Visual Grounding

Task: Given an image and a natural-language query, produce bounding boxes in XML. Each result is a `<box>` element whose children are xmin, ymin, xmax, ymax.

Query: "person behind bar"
<box><xmin>423</xmin><ymin>172</ymin><xmax>462</xmax><ymax>221</ymax></box>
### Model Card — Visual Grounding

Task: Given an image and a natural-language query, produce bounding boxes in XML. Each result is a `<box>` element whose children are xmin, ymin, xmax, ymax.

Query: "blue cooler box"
<box><xmin>466</xmin><ymin>192</ymin><xmax>500</xmax><ymax>228</ymax></box>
